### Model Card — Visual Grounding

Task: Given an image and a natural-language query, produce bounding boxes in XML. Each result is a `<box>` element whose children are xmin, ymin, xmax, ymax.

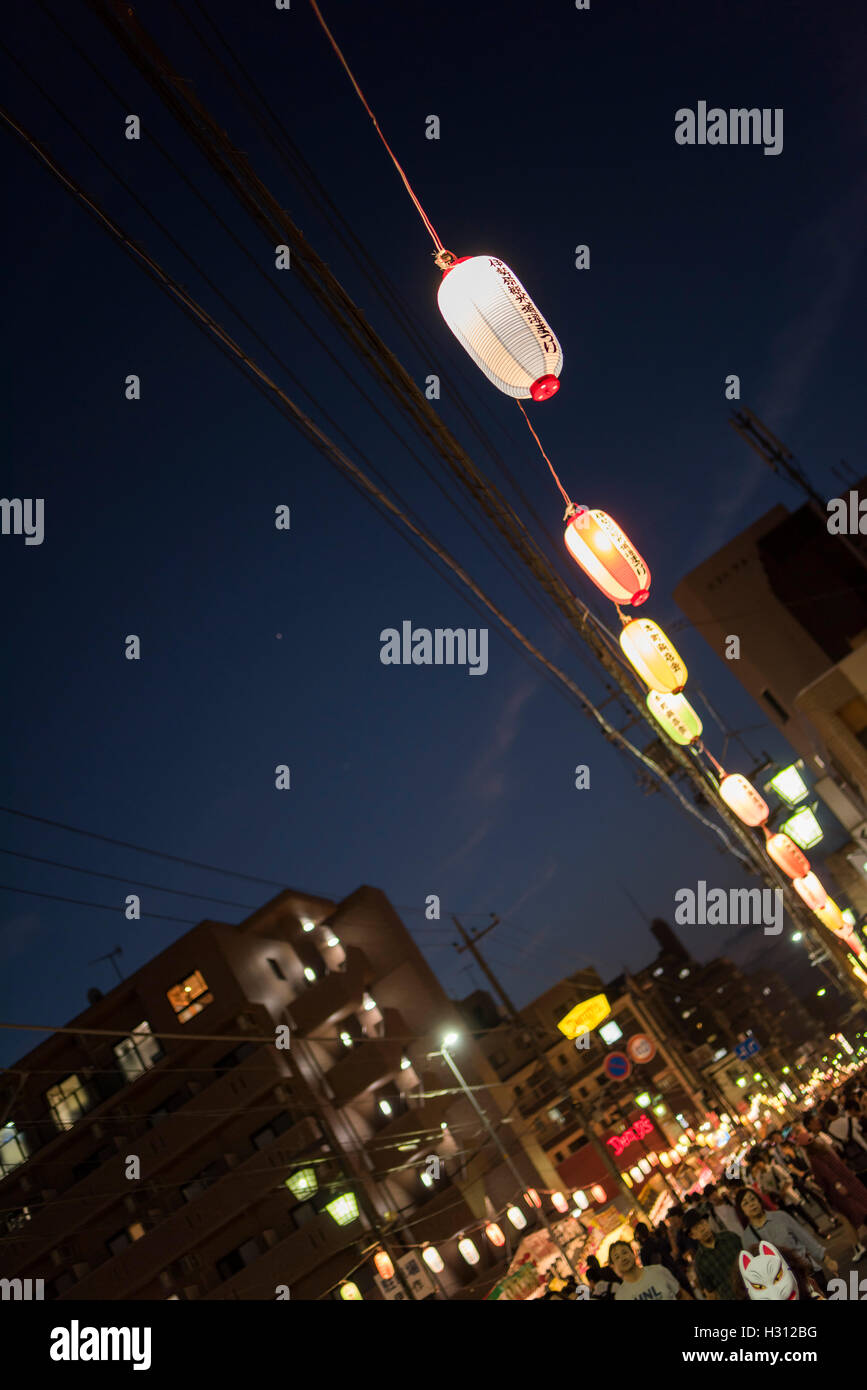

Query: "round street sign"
<box><xmin>626</xmin><ymin>1033</ymin><xmax>657</xmax><ymax>1065</ymax></box>
<box><xmin>604</xmin><ymin>1051</ymin><xmax>632</xmax><ymax>1080</ymax></box>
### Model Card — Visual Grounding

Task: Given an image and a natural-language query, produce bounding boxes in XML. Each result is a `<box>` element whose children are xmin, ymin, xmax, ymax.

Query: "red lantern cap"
<box><xmin>530</xmin><ymin>373</ymin><xmax>560</xmax><ymax>402</ymax></box>
<box><xmin>438</xmin><ymin>255</ymin><xmax>473</xmax><ymax>277</ymax></box>
<box><xmin>631</xmin><ymin>588</ymin><xmax>650</xmax><ymax>606</ymax></box>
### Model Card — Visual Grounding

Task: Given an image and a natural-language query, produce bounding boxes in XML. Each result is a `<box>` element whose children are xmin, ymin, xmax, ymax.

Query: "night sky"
<box><xmin>2</xmin><ymin>0</ymin><xmax>866</xmax><ymax>1067</ymax></box>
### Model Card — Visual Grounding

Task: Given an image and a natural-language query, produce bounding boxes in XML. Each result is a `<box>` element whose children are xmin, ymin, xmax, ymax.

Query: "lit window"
<box><xmin>128</xmin><ymin>1222</ymin><xmax>146</xmax><ymax>1242</ymax></box>
<box><xmin>285</xmin><ymin>1168</ymin><xmax>318</xmax><ymax>1200</ymax></box>
<box><xmin>46</xmin><ymin>1074</ymin><xmax>94</xmax><ymax>1131</ymax></box>
<box><xmin>0</xmin><ymin>1123</ymin><xmax>29</xmax><ymax>1176</ymax></box>
<box><xmin>166</xmin><ymin>971</ymin><xmax>213</xmax><ymax>1023</ymax></box>
<box><xmin>114</xmin><ymin>1021</ymin><xmax>162</xmax><ymax>1082</ymax></box>
<box><xmin>325</xmin><ymin>1193</ymin><xmax>359</xmax><ymax>1226</ymax></box>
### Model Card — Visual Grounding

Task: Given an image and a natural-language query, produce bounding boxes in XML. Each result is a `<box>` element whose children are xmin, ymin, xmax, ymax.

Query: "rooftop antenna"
<box><xmin>88</xmin><ymin>945</ymin><xmax>124</xmax><ymax>985</ymax></box>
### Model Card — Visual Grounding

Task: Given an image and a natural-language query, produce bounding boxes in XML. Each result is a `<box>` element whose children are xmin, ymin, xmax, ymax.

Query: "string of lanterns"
<box><xmin>339</xmin><ymin>1187</ymin><xmax>588</xmax><ymax>1298</ymax></box>
<box><xmin>308</xmin><ymin>7</ymin><xmax>867</xmax><ymax>984</ymax></box>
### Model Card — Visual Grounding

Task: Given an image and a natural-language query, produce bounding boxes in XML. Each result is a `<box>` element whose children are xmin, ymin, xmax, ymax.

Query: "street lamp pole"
<box><xmin>438</xmin><ymin>1039</ymin><xmax>580</xmax><ymax>1279</ymax></box>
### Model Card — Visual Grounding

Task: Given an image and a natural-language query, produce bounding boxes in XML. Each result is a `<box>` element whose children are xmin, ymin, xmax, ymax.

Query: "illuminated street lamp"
<box><xmin>767</xmin><ymin>763</ymin><xmax>809</xmax><ymax>806</ymax></box>
<box><xmin>781</xmin><ymin>806</ymin><xmax>823</xmax><ymax>850</ymax></box>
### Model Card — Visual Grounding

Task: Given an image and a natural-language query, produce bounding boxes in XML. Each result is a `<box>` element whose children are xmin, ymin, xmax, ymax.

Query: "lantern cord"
<box><xmin>516</xmin><ymin>400</ymin><xmax>573</xmax><ymax>508</ymax></box>
<box><xmin>702</xmin><ymin>746</ymin><xmax>726</xmax><ymax>779</ymax></box>
<box><xmin>307</xmin><ymin>0</ymin><xmax>446</xmax><ymax>256</ymax></box>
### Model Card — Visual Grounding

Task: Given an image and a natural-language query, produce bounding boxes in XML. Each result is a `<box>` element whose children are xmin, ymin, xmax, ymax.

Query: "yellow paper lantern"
<box><xmin>765</xmin><ymin>832</ymin><xmax>810</xmax><ymax>880</ymax></box>
<box><xmin>620</xmin><ymin>618</ymin><xmax>687</xmax><ymax>693</ymax></box>
<box><xmin>437</xmin><ymin>256</ymin><xmax>562</xmax><ymax>400</ymax></box>
<box><xmin>646</xmin><ymin>691</ymin><xmax>702</xmax><ymax>745</ymax></box>
<box><xmin>814</xmin><ymin>897</ymin><xmax>846</xmax><ymax>933</ymax></box>
<box><xmin>564</xmin><ymin>508</ymin><xmax>651</xmax><ymax>606</ymax></box>
<box><xmin>792</xmin><ymin>872</ymin><xmax>828</xmax><ymax>912</ymax></box>
<box><xmin>718</xmin><ymin>773</ymin><xmax>769</xmax><ymax>826</ymax></box>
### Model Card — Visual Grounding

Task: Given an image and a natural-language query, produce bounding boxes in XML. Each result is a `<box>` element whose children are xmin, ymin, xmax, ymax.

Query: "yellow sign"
<box><xmin>557</xmin><ymin>993</ymin><xmax>610</xmax><ymax>1039</ymax></box>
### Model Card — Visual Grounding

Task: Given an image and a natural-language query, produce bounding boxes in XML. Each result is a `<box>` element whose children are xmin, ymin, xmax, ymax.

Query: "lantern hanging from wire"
<box><xmin>437</xmin><ymin>255</ymin><xmax>562</xmax><ymax>401</ymax></box>
<box><xmin>458</xmin><ymin>1237</ymin><xmax>480</xmax><ymax>1265</ymax></box>
<box><xmin>718</xmin><ymin>773</ymin><xmax>770</xmax><ymax>827</ymax></box>
<box><xmin>373</xmin><ymin>1250</ymin><xmax>394</xmax><ymax>1280</ymax></box>
<box><xmin>646</xmin><ymin>690</ymin><xmax>703</xmax><ymax>745</ymax></box>
<box><xmin>485</xmin><ymin>1222</ymin><xmax>506</xmax><ymax>1247</ymax></box>
<box><xmin>620</xmin><ymin>618</ymin><xmax>687</xmax><ymax>693</ymax></box>
<box><xmin>551</xmin><ymin>1191</ymin><xmax>570</xmax><ymax>1214</ymax></box>
<box><xmin>764</xmin><ymin>830</ymin><xmax>810</xmax><ymax>880</ymax></box>
<box><xmin>422</xmin><ymin>1245</ymin><xmax>444</xmax><ymax>1274</ymax></box>
<box><xmin>813</xmin><ymin>897</ymin><xmax>847</xmax><ymax>933</ymax></box>
<box><xmin>563</xmin><ymin>507</ymin><xmax>651</xmax><ymax>606</ymax></box>
<box><xmin>792</xmin><ymin>872</ymin><xmax>828</xmax><ymax>912</ymax></box>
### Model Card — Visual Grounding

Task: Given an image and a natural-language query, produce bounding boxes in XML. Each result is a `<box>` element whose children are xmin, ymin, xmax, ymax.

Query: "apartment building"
<box><xmin>0</xmin><ymin>885</ymin><xmax>552</xmax><ymax>1301</ymax></box>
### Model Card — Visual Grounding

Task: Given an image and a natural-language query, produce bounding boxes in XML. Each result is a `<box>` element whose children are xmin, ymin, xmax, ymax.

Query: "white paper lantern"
<box><xmin>437</xmin><ymin>256</ymin><xmax>562</xmax><ymax>400</ymax></box>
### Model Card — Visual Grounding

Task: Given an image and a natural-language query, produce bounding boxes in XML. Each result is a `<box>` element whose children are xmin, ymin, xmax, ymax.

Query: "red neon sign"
<box><xmin>606</xmin><ymin>1113</ymin><xmax>654</xmax><ymax>1158</ymax></box>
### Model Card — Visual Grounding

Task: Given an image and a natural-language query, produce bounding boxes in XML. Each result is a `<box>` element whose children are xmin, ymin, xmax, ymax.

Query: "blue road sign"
<box><xmin>735</xmin><ymin>1037</ymin><xmax>761</xmax><ymax>1060</ymax></box>
<box><xmin>604</xmin><ymin>1051</ymin><xmax>632</xmax><ymax>1080</ymax></box>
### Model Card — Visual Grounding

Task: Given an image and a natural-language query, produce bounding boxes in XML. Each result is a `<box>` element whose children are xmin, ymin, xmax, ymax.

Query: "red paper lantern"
<box><xmin>485</xmin><ymin>1222</ymin><xmax>506</xmax><ymax>1247</ymax></box>
<box><xmin>374</xmin><ymin>1250</ymin><xmax>394</xmax><ymax>1281</ymax></box>
<box><xmin>564</xmin><ymin>508</ymin><xmax>651</xmax><ymax>606</ymax></box>
<box><xmin>765</xmin><ymin>832</ymin><xmax>810</xmax><ymax>880</ymax></box>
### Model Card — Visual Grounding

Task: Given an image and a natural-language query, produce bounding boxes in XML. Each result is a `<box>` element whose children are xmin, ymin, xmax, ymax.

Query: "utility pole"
<box><xmin>453</xmin><ymin>916</ymin><xmax>648</xmax><ymax>1216</ymax></box>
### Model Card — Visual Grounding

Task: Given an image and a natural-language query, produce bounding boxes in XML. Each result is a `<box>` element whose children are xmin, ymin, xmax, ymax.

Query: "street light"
<box><xmin>434</xmin><ymin>1033</ymin><xmax>579</xmax><ymax>1277</ymax></box>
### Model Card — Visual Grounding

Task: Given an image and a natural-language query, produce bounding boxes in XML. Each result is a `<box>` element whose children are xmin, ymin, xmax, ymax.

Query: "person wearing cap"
<box><xmin>684</xmin><ymin>1208</ymin><xmax>743</xmax><ymax>1300</ymax></box>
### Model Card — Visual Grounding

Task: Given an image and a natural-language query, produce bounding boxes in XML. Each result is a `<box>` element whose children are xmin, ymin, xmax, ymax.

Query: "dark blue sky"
<box><xmin>2</xmin><ymin>0</ymin><xmax>866</xmax><ymax>1066</ymax></box>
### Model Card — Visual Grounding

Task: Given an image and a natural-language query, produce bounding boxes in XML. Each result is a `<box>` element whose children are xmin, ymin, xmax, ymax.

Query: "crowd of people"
<box><xmin>557</xmin><ymin>1074</ymin><xmax>867</xmax><ymax>1302</ymax></box>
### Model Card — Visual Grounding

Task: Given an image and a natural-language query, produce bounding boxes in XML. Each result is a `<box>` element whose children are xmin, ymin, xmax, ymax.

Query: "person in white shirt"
<box><xmin>609</xmin><ymin>1240</ymin><xmax>692</xmax><ymax>1301</ymax></box>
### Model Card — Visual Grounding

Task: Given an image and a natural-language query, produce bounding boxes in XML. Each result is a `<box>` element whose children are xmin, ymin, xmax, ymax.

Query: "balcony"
<box><xmin>206</xmin><ymin>1205</ymin><xmax>363</xmax><ymax>1299</ymax></box>
<box><xmin>59</xmin><ymin>1116</ymin><xmax>323</xmax><ymax>1299</ymax></box>
<box><xmin>325</xmin><ymin>1008</ymin><xmax>405</xmax><ymax>1108</ymax></box>
<box><xmin>6</xmin><ymin>1045</ymin><xmax>292</xmax><ymax>1272</ymax></box>
<box><xmin>289</xmin><ymin>946</ymin><xmax>368</xmax><ymax>1035</ymax></box>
